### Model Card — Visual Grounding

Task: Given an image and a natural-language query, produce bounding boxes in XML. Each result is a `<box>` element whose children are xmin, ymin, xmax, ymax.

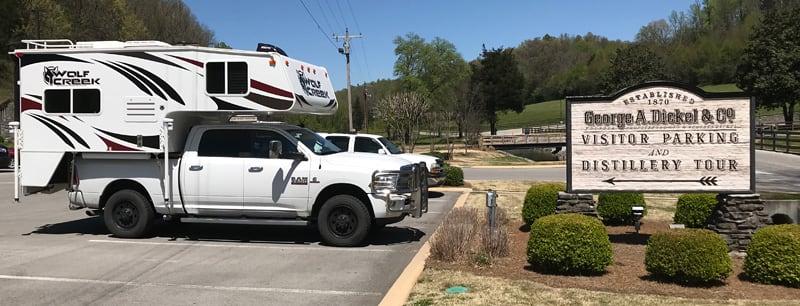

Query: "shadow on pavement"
<box><xmin>26</xmin><ymin>217</ymin><xmax>426</xmax><ymax>247</ymax></box>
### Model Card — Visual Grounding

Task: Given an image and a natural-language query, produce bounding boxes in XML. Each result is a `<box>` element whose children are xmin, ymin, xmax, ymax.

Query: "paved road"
<box><xmin>463</xmin><ymin>150</ymin><xmax>800</xmax><ymax>193</ymax></box>
<box><xmin>0</xmin><ymin>170</ymin><xmax>458</xmax><ymax>306</ymax></box>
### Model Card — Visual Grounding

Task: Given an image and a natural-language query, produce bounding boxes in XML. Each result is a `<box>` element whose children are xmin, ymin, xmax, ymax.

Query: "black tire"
<box><xmin>317</xmin><ymin>195</ymin><xmax>372</xmax><ymax>247</ymax></box>
<box><xmin>103</xmin><ymin>189</ymin><xmax>155</xmax><ymax>238</ymax></box>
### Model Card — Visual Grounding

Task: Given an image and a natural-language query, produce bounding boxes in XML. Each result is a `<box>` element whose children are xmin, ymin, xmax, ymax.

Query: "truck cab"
<box><xmin>319</xmin><ymin>132</ymin><xmax>446</xmax><ymax>186</ymax></box>
<box><xmin>68</xmin><ymin>121</ymin><xmax>428</xmax><ymax>247</ymax></box>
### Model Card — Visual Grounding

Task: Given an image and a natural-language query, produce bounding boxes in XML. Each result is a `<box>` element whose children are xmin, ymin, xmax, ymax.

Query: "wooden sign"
<box><xmin>567</xmin><ymin>82</ymin><xmax>754</xmax><ymax>193</ymax></box>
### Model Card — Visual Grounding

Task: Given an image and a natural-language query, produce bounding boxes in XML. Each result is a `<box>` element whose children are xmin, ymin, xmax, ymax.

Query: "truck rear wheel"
<box><xmin>103</xmin><ymin>189</ymin><xmax>154</xmax><ymax>238</ymax></box>
<box><xmin>318</xmin><ymin>195</ymin><xmax>372</xmax><ymax>247</ymax></box>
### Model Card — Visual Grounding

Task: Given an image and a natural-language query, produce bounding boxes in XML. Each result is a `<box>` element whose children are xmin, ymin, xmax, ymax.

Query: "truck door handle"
<box><xmin>249</xmin><ymin>166</ymin><xmax>263</xmax><ymax>172</ymax></box>
<box><xmin>189</xmin><ymin>165</ymin><xmax>203</xmax><ymax>171</ymax></box>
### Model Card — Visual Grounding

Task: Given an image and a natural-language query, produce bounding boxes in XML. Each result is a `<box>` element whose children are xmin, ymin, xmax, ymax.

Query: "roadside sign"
<box><xmin>566</xmin><ymin>81</ymin><xmax>754</xmax><ymax>193</ymax></box>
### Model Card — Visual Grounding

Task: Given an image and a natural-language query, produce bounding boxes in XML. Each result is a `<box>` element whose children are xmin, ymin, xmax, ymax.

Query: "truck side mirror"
<box><xmin>269</xmin><ymin>140</ymin><xmax>282</xmax><ymax>159</ymax></box>
<box><xmin>378</xmin><ymin>148</ymin><xmax>387</xmax><ymax>155</ymax></box>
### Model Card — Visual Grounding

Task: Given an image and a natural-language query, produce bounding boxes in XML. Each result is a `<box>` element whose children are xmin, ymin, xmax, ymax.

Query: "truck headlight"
<box><xmin>372</xmin><ymin>173</ymin><xmax>399</xmax><ymax>193</ymax></box>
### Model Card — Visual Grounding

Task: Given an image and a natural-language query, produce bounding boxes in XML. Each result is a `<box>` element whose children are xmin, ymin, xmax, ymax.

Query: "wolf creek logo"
<box><xmin>296</xmin><ymin>70</ymin><xmax>329</xmax><ymax>98</ymax></box>
<box><xmin>44</xmin><ymin>66</ymin><xmax>100</xmax><ymax>85</ymax></box>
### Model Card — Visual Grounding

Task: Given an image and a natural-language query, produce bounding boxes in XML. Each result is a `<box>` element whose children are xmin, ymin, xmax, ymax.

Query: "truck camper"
<box><xmin>8</xmin><ymin>39</ymin><xmax>427</xmax><ymax>246</ymax></box>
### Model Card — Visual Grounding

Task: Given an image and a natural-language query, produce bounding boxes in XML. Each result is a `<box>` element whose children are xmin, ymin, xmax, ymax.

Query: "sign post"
<box><xmin>567</xmin><ymin>82</ymin><xmax>753</xmax><ymax>193</ymax></box>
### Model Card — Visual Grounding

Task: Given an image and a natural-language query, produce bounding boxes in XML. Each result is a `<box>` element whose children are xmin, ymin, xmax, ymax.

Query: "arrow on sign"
<box><xmin>602</xmin><ymin>176</ymin><xmax>718</xmax><ymax>186</ymax></box>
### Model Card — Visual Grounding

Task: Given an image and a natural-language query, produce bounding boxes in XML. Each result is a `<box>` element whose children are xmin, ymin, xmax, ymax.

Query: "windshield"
<box><xmin>377</xmin><ymin>137</ymin><xmax>404</xmax><ymax>154</ymax></box>
<box><xmin>285</xmin><ymin>128</ymin><xmax>342</xmax><ymax>155</ymax></box>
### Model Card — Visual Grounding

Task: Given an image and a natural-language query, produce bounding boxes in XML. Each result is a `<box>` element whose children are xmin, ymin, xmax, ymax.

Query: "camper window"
<box><xmin>44</xmin><ymin>89</ymin><xmax>71</xmax><ymax>113</ymax></box>
<box><xmin>44</xmin><ymin>88</ymin><xmax>101</xmax><ymax>114</ymax></box>
<box><xmin>206</xmin><ymin>61</ymin><xmax>248</xmax><ymax>95</ymax></box>
<box><xmin>73</xmin><ymin>89</ymin><xmax>101</xmax><ymax>113</ymax></box>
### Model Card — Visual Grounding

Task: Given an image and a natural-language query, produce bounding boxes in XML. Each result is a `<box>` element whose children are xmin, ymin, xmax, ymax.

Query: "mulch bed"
<box><xmin>427</xmin><ymin>220</ymin><xmax>800</xmax><ymax>300</ymax></box>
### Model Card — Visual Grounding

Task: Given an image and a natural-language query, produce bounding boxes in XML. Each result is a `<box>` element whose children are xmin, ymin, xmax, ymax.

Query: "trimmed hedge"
<box><xmin>744</xmin><ymin>224</ymin><xmax>800</xmax><ymax>288</ymax></box>
<box><xmin>674</xmin><ymin>194</ymin><xmax>717</xmax><ymax>228</ymax></box>
<box><xmin>423</xmin><ymin>151</ymin><xmax>448</xmax><ymax>161</ymax></box>
<box><xmin>521</xmin><ymin>182</ymin><xmax>565</xmax><ymax>225</ymax></box>
<box><xmin>645</xmin><ymin>229</ymin><xmax>732</xmax><ymax>284</ymax></box>
<box><xmin>443</xmin><ymin>164</ymin><xmax>463</xmax><ymax>186</ymax></box>
<box><xmin>527</xmin><ymin>213</ymin><xmax>612</xmax><ymax>275</ymax></box>
<box><xmin>597</xmin><ymin>193</ymin><xmax>646</xmax><ymax>225</ymax></box>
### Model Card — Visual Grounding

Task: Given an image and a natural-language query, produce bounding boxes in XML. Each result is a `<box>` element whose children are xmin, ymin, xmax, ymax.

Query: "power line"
<box><xmin>299</xmin><ymin>0</ymin><xmax>338</xmax><ymax>49</ymax></box>
<box><xmin>346</xmin><ymin>0</ymin><xmax>361</xmax><ymax>31</ymax></box>
<box><xmin>314</xmin><ymin>0</ymin><xmax>336</xmax><ymax>36</ymax></box>
<box><xmin>335</xmin><ymin>1</ymin><xmax>349</xmax><ymax>28</ymax></box>
<box><xmin>344</xmin><ymin>0</ymin><xmax>372</xmax><ymax>83</ymax></box>
<box><xmin>324</xmin><ymin>1</ymin><xmax>344</xmax><ymax>30</ymax></box>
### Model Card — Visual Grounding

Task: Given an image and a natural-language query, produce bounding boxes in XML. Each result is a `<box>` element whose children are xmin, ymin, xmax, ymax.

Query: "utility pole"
<box><xmin>333</xmin><ymin>28</ymin><xmax>362</xmax><ymax>132</ymax></box>
<box><xmin>363</xmin><ymin>83</ymin><xmax>371</xmax><ymax>132</ymax></box>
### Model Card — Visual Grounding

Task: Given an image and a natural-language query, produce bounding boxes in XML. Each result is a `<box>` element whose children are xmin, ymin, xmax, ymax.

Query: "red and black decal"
<box><xmin>109</xmin><ymin>52</ymin><xmax>188</xmax><ymax>71</ymax></box>
<box><xmin>94</xmin><ymin>128</ymin><xmax>159</xmax><ymax>149</ymax></box>
<box><xmin>244</xmin><ymin>92</ymin><xmax>293</xmax><ymax>110</ymax></box>
<box><xmin>250</xmin><ymin>79</ymin><xmax>293</xmax><ymax>99</ymax></box>
<box><xmin>210</xmin><ymin>97</ymin><xmax>252</xmax><ymax>111</ymax></box>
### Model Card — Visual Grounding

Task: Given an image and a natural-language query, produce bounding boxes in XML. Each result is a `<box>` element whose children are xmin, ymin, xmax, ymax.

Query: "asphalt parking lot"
<box><xmin>0</xmin><ymin>170</ymin><xmax>458</xmax><ymax>305</ymax></box>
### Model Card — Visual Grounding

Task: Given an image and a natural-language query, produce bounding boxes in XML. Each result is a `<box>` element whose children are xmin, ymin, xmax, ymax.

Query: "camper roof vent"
<box><xmin>76</xmin><ymin>41</ymin><xmax>125</xmax><ymax>49</ymax></box>
<box><xmin>73</xmin><ymin>40</ymin><xmax>171</xmax><ymax>49</ymax></box>
<box><xmin>124</xmin><ymin>40</ymin><xmax>172</xmax><ymax>48</ymax></box>
<box><xmin>256</xmin><ymin>43</ymin><xmax>287</xmax><ymax>56</ymax></box>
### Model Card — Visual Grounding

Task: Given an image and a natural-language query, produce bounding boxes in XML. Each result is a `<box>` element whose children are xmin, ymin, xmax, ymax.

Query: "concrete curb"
<box><xmin>378</xmin><ymin>188</ymin><xmax>472</xmax><ymax>306</ymax></box>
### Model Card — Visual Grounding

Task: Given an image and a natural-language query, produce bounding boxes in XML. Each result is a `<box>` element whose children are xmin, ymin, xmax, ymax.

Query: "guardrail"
<box><xmin>480</xmin><ymin>133</ymin><xmax>566</xmax><ymax>148</ymax></box>
<box><xmin>522</xmin><ymin>124</ymin><xmax>565</xmax><ymax>135</ymax></box>
<box><xmin>755</xmin><ymin>128</ymin><xmax>800</xmax><ymax>153</ymax></box>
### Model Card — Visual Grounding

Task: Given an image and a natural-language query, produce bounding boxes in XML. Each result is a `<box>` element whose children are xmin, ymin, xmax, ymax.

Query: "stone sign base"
<box><xmin>707</xmin><ymin>193</ymin><xmax>772</xmax><ymax>252</ymax></box>
<box><xmin>556</xmin><ymin>192</ymin><xmax>598</xmax><ymax>218</ymax></box>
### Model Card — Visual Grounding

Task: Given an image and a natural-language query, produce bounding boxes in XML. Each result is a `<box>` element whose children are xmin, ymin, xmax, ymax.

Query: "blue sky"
<box><xmin>183</xmin><ymin>0</ymin><xmax>698</xmax><ymax>91</ymax></box>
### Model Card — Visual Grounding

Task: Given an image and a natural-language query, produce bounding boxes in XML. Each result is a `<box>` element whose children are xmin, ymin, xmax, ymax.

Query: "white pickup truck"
<box><xmin>319</xmin><ymin>132</ymin><xmax>446</xmax><ymax>186</ymax></box>
<box><xmin>68</xmin><ymin>122</ymin><xmax>428</xmax><ymax>247</ymax></box>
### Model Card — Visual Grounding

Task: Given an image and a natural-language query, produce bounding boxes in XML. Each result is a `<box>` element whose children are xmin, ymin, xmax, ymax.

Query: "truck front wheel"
<box><xmin>103</xmin><ymin>190</ymin><xmax>154</xmax><ymax>238</ymax></box>
<box><xmin>318</xmin><ymin>195</ymin><xmax>372</xmax><ymax>247</ymax></box>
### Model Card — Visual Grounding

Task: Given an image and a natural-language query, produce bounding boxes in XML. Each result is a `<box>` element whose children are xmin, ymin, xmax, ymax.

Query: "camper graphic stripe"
<box><xmin>121</xmin><ymin>63</ymin><xmax>185</xmax><ymax>105</ymax></box>
<box><xmin>109</xmin><ymin>52</ymin><xmax>189</xmax><ymax>71</ymax></box>
<box><xmin>110</xmin><ymin>62</ymin><xmax>167</xmax><ymax>101</ymax></box>
<box><xmin>210</xmin><ymin>97</ymin><xmax>252</xmax><ymax>111</ymax></box>
<box><xmin>33</xmin><ymin>115</ymin><xmax>90</xmax><ymax>149</ymax></box>
<box><xmin>29</xmin><ymin>115</ymin><xmax>75</xmax><ymax>149</ymax></box>
<box><xmin>244</xmin><ymin>93</ymin><xmax>293</xmax><ymax>110</ymax></box>
<box><xmin>20</xmin><ymin>54</ymin><xmax>89</xmax><ymax>67</ymax></box>
<box><xmin>250</xmin><ymin>79</ymin><xmax>293</xmax><ymax>99</ymax></box>
<box><xmin>99</xmin><ymin>61</ymin><xmax>152</xmax><ymax>96</ymax></box>
<box><xmin>94</xmin><ymin>128</ymin><xmax>159</xmax><ymax>149</ymax></box>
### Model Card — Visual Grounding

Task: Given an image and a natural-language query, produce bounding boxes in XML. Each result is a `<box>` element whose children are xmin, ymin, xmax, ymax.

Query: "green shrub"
<box><xmin>744</xmin><ymin>224</ymin><xmax>800</xmax><ymax>288</ymax></box>
<box><xmin>527</xmin><ymin>213</ymin><xmax>612</xmax><ymax>275</ymax></box>
<box><xmin>645</xmin><ymin>229</ymin><xmax>732</xmax><ymax>284</ymax></box>
<box><xmin>597</xmin><ymin>193</ymin><xmax>646</xmax><ymax>225</ymax></box>
<box><xmin>674</xmin><ymin>194</ymin><xmax>717</xmax><ymax>228</ymax></box>
<box><xmin>423</xmin><ymin>151</ymin><xmax>448</xmax><ymax>161</ymax></box>
<box><xmin>521</xmin><ymin>182</ymin><xmax>565</xmax><ymax>225</ymax></box>
<box><xmin>443</xmin><ymin>164</ymin><xmax>463</xmax><ymax>186</ymax></box>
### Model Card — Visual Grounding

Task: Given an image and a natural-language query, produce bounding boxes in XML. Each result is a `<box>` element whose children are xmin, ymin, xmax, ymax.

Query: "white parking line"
<box><xmin>0</xmin><ymin>274</ymin><xmax>383</xmax><ymax>296</ymax></box>
<box><xmin>88</xmin><ymin>239</ymin><xmax>399</xmax><ymax>252</ymax></box>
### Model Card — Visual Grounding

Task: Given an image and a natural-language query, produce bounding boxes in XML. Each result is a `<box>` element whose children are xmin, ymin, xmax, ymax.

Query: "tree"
<box><xmin>393</xmin><ymin>33</ymin><xmax>469</xmax><ymax>136</ymax></box>
<box><xmin>373</xmin><ymin>92</ymin><xmax>429</xmax><ymax>152</ymax></box>
<box><xmin>636</xmin><ymin>19</ymin><xmax>673</xmax><ymax>46</ymax></box>
<box><xmin>602</xmin><ymin>44</ymin><xmax>667</xmax><ymax>93</ymax></box>
<box><xmin>736</xmin><ymin>4</ymin><xmax>800</xmax><ymax>125</ymax></box>
<box><xmin>473</xmin><ymin>46</ymin><xmax>525</xmax><ymax>135</ymax></box>
<box><xmin>18</xmin><ymin>0</ymin><xmax>73</xmax><ymax>40</ymax></box>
